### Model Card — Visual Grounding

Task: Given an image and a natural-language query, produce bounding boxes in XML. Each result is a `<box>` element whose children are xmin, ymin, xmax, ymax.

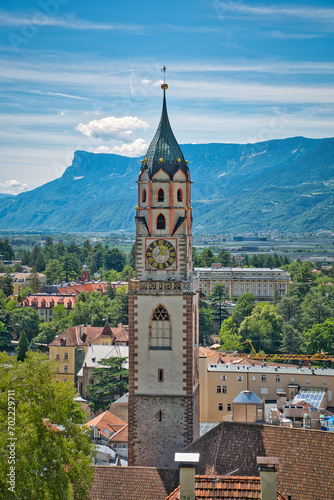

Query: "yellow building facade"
<box><xmin>196</xmin><ymin>265</ymin><xmax>290</xmax><ymax>302</ymax></box>
<box><xmin>199</xmin><ymin>355</ymin><xmax>334</xmax><ymax>423</ymax></box>
<box><xmin>48</xmin><ymin>324</ymin><xmax>129</xmax><ymax>384</ymax></box>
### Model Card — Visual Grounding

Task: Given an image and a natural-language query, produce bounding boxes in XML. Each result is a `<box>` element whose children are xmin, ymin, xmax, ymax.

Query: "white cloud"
<box><xmin>0</xmin><ymin>10</ymin><xmax>143</xmax><ymax>32</ymax></box>
<box><xmin>270</xmin><ymin>31</ymin><xmax>323</xmax><ymax>40</ymax></box>
<box><xmin>76</xmin><ymin>116</ymin><xmax>150</xmax><ymax>141</ymax></box>
<box><xmin>0</xmin><ymin>179</ymin><xmax>28</xmax><ymax>194</ymax></box>
<box><xmin>27</xmin><ymin>89</ymin><xmax>89</xmax><ymax>100</ymax></box>
<box><xmin>214</xmin><ymin>2</ymin><xmax>334</xmax><ymax>21</ymax></box>
<box><xmin>95</xmin><ymin>138</ymin><xmax>148</xmax><ymax>157</ymax></box>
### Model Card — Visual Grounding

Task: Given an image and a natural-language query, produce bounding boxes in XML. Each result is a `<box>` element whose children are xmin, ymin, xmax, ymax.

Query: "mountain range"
<box><xmin>0</xmin><ymin>136</ymin><xmax>333</xmax><ymax>234</ymax></box>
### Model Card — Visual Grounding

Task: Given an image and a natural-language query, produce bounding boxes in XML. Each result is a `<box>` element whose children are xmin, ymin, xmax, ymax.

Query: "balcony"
<box><xmin>128</xmin><ymin>277</ymin><xmax>200</xmax><ymax>295</ymax></box>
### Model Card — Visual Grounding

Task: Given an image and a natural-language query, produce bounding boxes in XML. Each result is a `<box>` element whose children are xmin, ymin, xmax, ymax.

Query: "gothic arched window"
<box><xmin>157</xmin><ymin>188</ymin><xmax>164</xmax><ymax>202</ymax></box>
<box><xmin>150</xmin><ymin>305</ymin><xmax>171</xmax><ymax>348</ymax></box>
<box><xmin>156</xmin><ymin>213</ymin><xmax>166</xmax><ymax>230</ymax></box>
<box><xmin>142</xmin><ymin>188</ymin><xmax>146</xmax><ymax>203</ymax></box>
<box><xmin>177</xmin><ymin>188</ymin><xmax>183</xmax><ymax>202</ymax></box>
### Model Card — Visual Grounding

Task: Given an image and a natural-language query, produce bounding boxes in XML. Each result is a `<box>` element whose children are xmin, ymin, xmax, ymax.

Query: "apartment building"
<box><xmin>199</xmin><ymin>354</ymin><xmax>334</xmax><ymax>423</ymax></box>
<box><xmin>195</xmin><ymin>264</ymin><xmax>290</xmax><ymax>302</ymax></box>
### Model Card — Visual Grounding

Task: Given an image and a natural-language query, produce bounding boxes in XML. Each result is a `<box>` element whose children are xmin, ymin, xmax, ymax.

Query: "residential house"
<box><xmin>84</xmin><ymin>411</ymin><xmax>128</xmax><ymax>465</ymax></box>
<box><xmin>48</xmin><ymin>323</ymin><xmax>129</xmax><ymax>385</ymax></box>
<box><xmin>77</xmin><ymin>344</ymin><xmax>129</xmax><ymax>398</ymax></box>
<box><xmin>0</xmin><ymin>271</ymin><xmax>46</xmax><ymax>295</ymax></box>
<box><xmin>18</xmin><ymin>294</ymin><xmax>76</xmax><ymax>321</ymax></box>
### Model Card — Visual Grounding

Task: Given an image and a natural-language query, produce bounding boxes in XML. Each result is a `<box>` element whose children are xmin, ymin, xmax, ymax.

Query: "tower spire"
<box><xmin>141</xmin><ymin>69</ymin><xmax>188</xmax><ymax>180</ymax></box>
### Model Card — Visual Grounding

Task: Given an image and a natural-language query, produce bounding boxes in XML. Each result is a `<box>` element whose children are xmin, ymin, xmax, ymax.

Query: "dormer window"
<box><xmin>157</xmin><ymin>188</ymin><xmax>164</xmax><ymax>202</ymax></box>
<box><xmin>142</xmin><ymin>188</ymin><xmax>146</xmax><ymax>203</ymax></box>
<box><xmin>156</xmin><ymin>214</ymin><xmax>166</xmax><ymax>230</ymax></box>
<box><xmin>177</xmin><ymin>188</ymin><xmax>183</xmax><ymax>202</ymax></box>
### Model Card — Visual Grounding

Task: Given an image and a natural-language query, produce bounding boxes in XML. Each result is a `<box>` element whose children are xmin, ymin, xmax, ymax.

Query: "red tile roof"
<box><xmin>165</xmin><ymin>476</ymin><xmax>287</xmax><ymax>500</ymax></box>
<box><xmin>48</xmin><ymin>325</ymin><xmax>104</xmax><ymax>347</ymax></box>
<box><xmin>58</xmin><ymin>281</ymin><xmax>127</xmax><ymax>297</ymax></box>
<box><xmin>185</xmin><ymin>421</ymin><xmax>334</xmax><ymax>500</ymax></box>
<box><xmin>84</xmin><ymin>411</ymin><xmax>128</xmax><ymax>441</ymax></box>
<box><xmin>23</xmin><ymin>294</ymin><xmax>76</xmax><ymax>309</ymax></box>
<box><xmin>48</xmin><ymin>324</ymin><xmax>128</xmax><ymax>347</ymax></box>
<box><xmin>89</xmin><ymin>466</ymin><xmax>179</xmax><ymax>500</ymax></box>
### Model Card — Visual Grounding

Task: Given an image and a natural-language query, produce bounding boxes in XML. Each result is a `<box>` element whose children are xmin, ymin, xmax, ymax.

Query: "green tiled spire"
<box><xmin>141</xmin><ymin>84</ymin><xmax>189</xmax><ymax>180</ymax></box>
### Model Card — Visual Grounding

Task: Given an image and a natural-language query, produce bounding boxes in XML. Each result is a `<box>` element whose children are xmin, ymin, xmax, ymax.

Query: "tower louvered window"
<box><xmin>142</xmin><ymin>188</ymin><xmax>147</xmax><ymax>202</ymax></box>
<box><xmin>157</xmin><ymin>213</ymin><xmax>166</xmax><ymax>230</ymax></box>
<box><xmin>150</xmin><ymin>305</ymin><xmax>171</xmax><ymax>348</ymax></box>
<box><xmin>158</xmin><ymin>188</ymin><xmax>164</xmax><ymax>202</ymax></box>
<box><xmin>177</xmin><ymin>188</ymin><xmax>183</xmax><ymax>202</ymax></box>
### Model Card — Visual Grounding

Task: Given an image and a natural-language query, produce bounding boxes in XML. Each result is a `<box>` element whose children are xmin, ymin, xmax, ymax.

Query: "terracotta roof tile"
<box><xmin>23</xmin><ymin>294</ymin><xmax>75</xmax><ymax>309</ymax></box>
<box><xmin>84</xmin><ymin>411</ymin><xmax>128</xmax><ymax>441</ymax></box>
<box><xmin>185</xmin><ymin>421</ymin><xmax>334</xmax><ymax>500</ymax></box>
<box><xmin>165</xmin><ymin>476</ymin><xmax>286</xmax><ymax>499</ymax></box>
<box><xmin>58</xmin><ymin>281</ymin><xmax>127</xmax><ymax>297</ymax></box>
<box><xmin>89</xmin><ymin>466</ymin><xmax>179</xmax><ymax>500</ymax></box>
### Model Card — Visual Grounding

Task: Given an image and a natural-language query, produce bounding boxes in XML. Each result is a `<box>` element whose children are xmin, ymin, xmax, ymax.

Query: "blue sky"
<box><xmin>1</xmin><ymin>0</ymin><xmax>334</xmax><ymax>193</ymax></box>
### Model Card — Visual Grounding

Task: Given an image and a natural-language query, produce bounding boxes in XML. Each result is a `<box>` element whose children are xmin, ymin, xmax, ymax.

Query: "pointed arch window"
<box><xmin>142</xmin><ymin>188</ymin><xmax>147</xmax><ymax>203</ymax></box>
<box><xmin>157</xmin><ymin>188</ymin><xmax>164</xmax><ymax>202</ymax></box>
<box><xmin>177</xmin><ymin>188</ymin><xmax>183</xmax><ymax>202</ymax></box>
<box><xmin>150</xmin><ymin>305</ymin><xmax>171</xmax><ymax>349</ymax></box>
<box><xmin>156</xmin><ymin>213</ymin><xmax>166</xmax><ymax>230</ymax></box>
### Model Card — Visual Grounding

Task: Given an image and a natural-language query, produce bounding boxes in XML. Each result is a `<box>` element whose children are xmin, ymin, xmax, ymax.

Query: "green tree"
<box><xmin>69</xmin><ymin>292</ymin><xmax>116</xmax><ymax>327</ymax></box>
<box><xmin>231</xmin><ymin>293</ymin><xmax>255</xmax><ymax>327</ymax></box>
<box><xmin>62</xmin><ymin>252</ymin><xmax>81</xmax><ymax>282</ymax></box>
<box><xmin>280</xmin><ymin>323</ymin><xmax>305</xmax><ymax>353</ymax></box>
<box><xmin>10</xmin><ymin>308</ymin><xmax>40</xmax><ymax>342</ymax></box>
<box><xmin>109</xmin><ymin>287</ymin><xmax>128</xmax><ymax>326</ymax></box>
<box><xmin>87</xmin><ymin>245</ymin><xmax>104</xmax><ymax>274</ymax></box>
<box><xmin>87</xmin><ymin>357</ymin><xmax>129</xmax><ymax>412</ymax></box>
<box><xmin>30</xmin><ymin>244</ymin><xmax>45</xmax><ymax>272</ymax></box>
<box><xmin>0</xmin><ymin>321</ymin><xmax>11</xmax><ymax>350</ymax></box>
<box><xmin>45</xmin><ymin>259</ymin><xmax>63</xmax><ymax>284</ymax></box>
<box><xmin>301</xmin><ymin>293</ymin><xmax>333</xmax><ymax>328</ymax></box>
<box><xmin>34</xmin><ymin>318</ymin><xmax>69</xmax><ymax>345</ymax></box>
<box><xmin>198</xmin><ymin>248</ymin><xmax>216</xmax><ymax>267</ymax></box>
<box><xmin>0</xmin><ymin>238</ymin><xmax>14</xmax><ymax>260</ymax></box>
<box><xmin>105</xmin><ymin>283</ymin><xmax>117</xmax><ymax>300</ymax></box>
<box><xmin>210</xmin><ymin>283</ymin><xmax>229</xmax><ymax>331</ymax></box>
<box><xmin>0</xmin><ymin>274</ymin><xmax>14</xmax><ymax>297</ymax></box>
<box><xmin>219</xmin><ymin>317</ymin><xmax>242</xmax><ymax>350</ymax></box>
<box><xmin>217</xmin><ymin>249</ymin><xmax>231</xmax><ymax>266</ymax></box>
<box><xmin>104</xmin><ymin>248</ymin><xmax>126</xmax><ymax>272</ymax></box>
<box><xmin>238</xmin><ymin>303</ymin><xmax>283</xmax><ymax>353</ymax></box>
<box><xmin>276</xmin><ymin>295</ymin><xmax>302</xmax><ymax>329</ymax></box>
<box><xmin>29</xmin><ymin>270</ymin><xmax>41</xmax><ymax>293</ymax></box>
<box><xmin>304</xmin><ymin>318</ymin><xmax>334</xmax><ymax>354</ymax></box>
<box><xmin>199</xmin><ymin>292</ymin><xmax>212</xmax><ymax>345</ymax></box>
<box><xmin>16</xmin><ymin>331</ymin><xmax>29</xmax><ymax>361</ymax></box>
<box><xmin>0</xmin><ymin>351</ymin><xmax>94</xmax><ymax>499</ymax></box>
<box><xmin>28</xmin><ymin>338</ymin><xmax>38</xmax><ymax>351</ymax></box>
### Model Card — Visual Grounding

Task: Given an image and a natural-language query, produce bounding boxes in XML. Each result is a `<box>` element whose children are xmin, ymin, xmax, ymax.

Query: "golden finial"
<box><xmin>161</xmin><ymin>65</ymin><xmax>168</xmax><ymax>90</ymax></box>
<box><xmin>159</xmin><ymin>158</ymin><xmax>164</xmax><ymax>163</ymax></box>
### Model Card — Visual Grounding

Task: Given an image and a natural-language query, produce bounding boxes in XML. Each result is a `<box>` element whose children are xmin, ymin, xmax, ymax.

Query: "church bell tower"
<box><xmin>128</xmin><ymin>75</ymin><xmax>200</xmax><ymax>468</ymax></box>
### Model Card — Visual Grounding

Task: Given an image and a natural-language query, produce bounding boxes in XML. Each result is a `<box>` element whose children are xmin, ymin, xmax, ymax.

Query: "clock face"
<box><xmin>146</xmin><ymin>239</ymin><xmax>176</xmax><ymax>270</ymax></box>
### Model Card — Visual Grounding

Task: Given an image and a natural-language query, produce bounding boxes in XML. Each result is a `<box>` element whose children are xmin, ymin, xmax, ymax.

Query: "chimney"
<box><xmin>175</xmin><ymin>453</ymin><xmax>199</xmax><ymax>500</ymax></box>
<box><xmin>257</xmin><ymin>457</ymin><xmax>279</xmax><ymax>500</ymax></box>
